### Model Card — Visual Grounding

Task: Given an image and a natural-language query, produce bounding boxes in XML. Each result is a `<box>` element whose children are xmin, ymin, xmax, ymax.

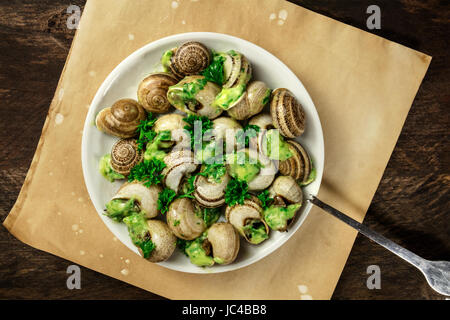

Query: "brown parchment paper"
<box><xmin>4</xmin><ymin>0</ymin><xmax>431</xmax><ymax>300</ymax></box>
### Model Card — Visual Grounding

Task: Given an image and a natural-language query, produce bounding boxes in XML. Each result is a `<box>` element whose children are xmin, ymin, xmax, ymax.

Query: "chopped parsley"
<box><xmin>257</xmin><ymin>189</ymin><xmax>274</xmax><ymax>210</ymax></box>
<box><xmin>127</xmin><ymin>158</ymin><xmax>166</xmax><ymax>187</ymax></box>
<box><xmin>195</xmin><ymin>207</ymin><xmax>221</xmax><ymax>227</ymax></box>
<box><xmin>136</xmin><ymin>113</ymin><xmax>157</xmax><ymax>151</ymax></box>
<box><xmin>157</xmin><ymin>188</ymin><xmax>178</xmax><ymax>214</ymax></box>
<box><xmin>179</xmin><ymin>174</ymin><xmax>197</xmax><ymax>199</ymax></box>
<box><xmin>224</xmin><ymin>179</ymin><xmax>251</xmax><ymax>206</ymax></box>
<box><xmin>202</xmin><ymin>53</ymin><xmax>225</xmax><ymax>85</ymax></box>
<box><xmin>176</xmin><ymin>238</ymin><xmax>190</xmax><ymax>256</ymax></box>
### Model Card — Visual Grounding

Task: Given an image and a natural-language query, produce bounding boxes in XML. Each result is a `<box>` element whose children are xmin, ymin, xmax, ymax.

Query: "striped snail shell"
<box><xmin>227</xmin><ymin>81</ymin><xmax>271</xmax><ymax>120</ymax></box>
<box><xmin>95</xmin><ymin>99</ymin><xmax>147</xmax><ymax>138</ymax></box>
<box><xmin>166</xmin><ymin>198</ymin><xmax>206</xmax><ymax>240</ymax></box>
<box><xmin>225</xmin><ymin>195</ymin><xmax>270</xmax><ymax>245</ymax></box>
<box><xmin>167</xmin><ymin>75</ymin><xmax>222</xmax><ymax>119</ymax></box>
<box><xmin>137</xmin><ymin>72</ymin><xmax>178</xmax><ymax>113</ymax></box>
<box><xmin>110</xmin><ymin>139</ymin><xmax>143</xmax><ymax>176</ymax></box>
<box><xmin>270</xmin><ymin>88</ymin><xmax>306</xmax><ymax>138</ymax></box>
<box><xmin>279</xmin><ymin>140</ymin><xmax>311</xmax><ymax>183</ymax></box>
<box><xmin>222</xmin><ymin>51</ymin><xmax>252</xmax><ymax>89</ymax></box>
<box><xmin>169</xmin><ymin>41</ymin><xmax>211</xmax><ymax>78</ymax></box>
<box><xmin>193</xmin><ymin>172</ymin><xmax>230</xmax><ymax>208</ymax></box>
<box><xmin>144</xmin><ymin>220</ymin><xmax>176</xmax><ymax>262</ymax></box>
<box><xmin>207</xmin><ymin>222</ymin><xmax>240</xmax><ymax>265</ymax></box>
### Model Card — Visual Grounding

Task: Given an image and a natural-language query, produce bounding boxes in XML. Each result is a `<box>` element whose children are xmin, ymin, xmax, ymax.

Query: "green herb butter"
<box><xmin>99</xmin><ymin>154</ymin><xmax>125</xmax><ymax>182</ymax></box>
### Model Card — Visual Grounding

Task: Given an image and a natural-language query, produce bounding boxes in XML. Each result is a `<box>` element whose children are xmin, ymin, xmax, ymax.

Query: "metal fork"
<box><xmin>310</xmin><ymin>196</ymin><xmax>450</xmax><ymax>296</ymax></box>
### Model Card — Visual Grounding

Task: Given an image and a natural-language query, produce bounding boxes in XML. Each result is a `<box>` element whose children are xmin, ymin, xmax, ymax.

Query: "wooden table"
<box><xmin>0</xmin><ymin>0</ymin><xmax>448</xmax><ymax>300</ymax></box>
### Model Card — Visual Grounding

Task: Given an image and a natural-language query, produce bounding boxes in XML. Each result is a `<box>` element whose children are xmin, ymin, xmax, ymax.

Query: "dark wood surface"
<box><xmin>0</xmin><ymin>0</ymin><xmax>448</xmax><ymax>300</ymax></box>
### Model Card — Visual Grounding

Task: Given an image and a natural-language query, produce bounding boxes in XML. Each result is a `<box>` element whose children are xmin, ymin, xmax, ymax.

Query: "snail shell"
<box><xmin>193</xmin><ymin>172</ymin><xmax>230</xmax><ymax>208</ymax></box>
<box><xmin>167</xmin><ymin>75</ymin><xmax>222</xmax><ymax>119</ymax></box>
<box><xmin>212</xmin><ymin>117</ymin><xmax>242</xmax><ymax>140</ymax></box>
<box><xmin>207</xmin><ymin>222</ymin><xmax>240</xmax><ymax>265</ymax></box>
<box><xmin>215</xmin><ymin>52</ymin><xmax>252</xmax><ymax>111</ymax></box>
<box><xmin>267</xmin><ymin>176</ymin><xmax>303</xmax><ymax>231</ymax></box>
<box><xmin>269</xmin><ymin>176</ymin><xmax>303</xmax><ymax>204</ymax></box>
<box><xmin>241</xmin><ymin>148</ymin><xmax>276</xmax><ymax>191</ymax></box>
<box><xmin>162</xmin><ymin>150</ymin><xmax>198</xmax><ymax>192</ymax></box>
<box><xmin>222</xmin><ymin>52</ymin><xmax>252</xmax><ymax>89</ymax></box>
<box><xmin>248</xmin><ymin>113</ymin><xmax>275</xmax><ymax>153</ymax></box>
<box><xmin>166</xmin><ymin>198</ymin><xmax>206</xmax><ymax>240</ymax></box>
<box><xmin>225</xmin><ymin>196</ymin><xmax>269</xmax><ymax>244</ymax></box>
<box><xmin>137</xmin><ymin>72</ymin><xmax>178</xmax><ymax>113</ymax></box>
<box><xmin>112</xmin><ymin>181</ymin><xmax>161</xmax><ymax>219</ymax></box>
<box><xmin>110</xmin><ymin>139</ymin><xmax>143</xmax><ymax>176</ymax></box>
<box><xmin>270</xmin><ymin>88</ymin><xmax>306</xmax><ymax>138</ymax></box>
<box><xmin>279</xmin><ymin>140</ymin><xmax>311</xmax><ymax>182</ymax></box>
<box><xmin>169</xmin><ymin>41</ymin><xmax>211</xmax><ymax>78</ymax></box>
<box><xmin>145</xmin><ymin>220</ymin><xmax>176</xmax><ymax>262</ymax></box>
<box><xmin>95</xmin><ymin>99</ymin><xmax>147</xmax><ymax>138</ymax></box>
<box><xmin>227</xmin><ymin>81</ymin><xmax>270</xmax><ymax>120</ymax></box>
<box><xmin>212</xmin><ymin>117</ymin><xmax>242</xmax><ymax>150</ymax></box>
<box><xmin>153</xmin><ymin>114</ymin><xmax>189</xmax><ymax>148</ymax></box>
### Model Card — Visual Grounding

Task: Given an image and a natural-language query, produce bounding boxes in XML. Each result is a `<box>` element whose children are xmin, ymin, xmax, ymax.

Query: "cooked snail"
<box><xmin>265</xmin><ymin>176</ymin><xmax>303</xmax><ymax>231</ymax></box>
<box><xmin>212</xmin><ymin>116</ymin><xmax>242</xmax><ymax>150</ymax></box>
<box><xmin>163</xmin><ymin>41</ymin><xmax>211</xmax><ymax>79</ymax></box>
<box><xmin>226</xmin><ymin>149</ymin><xmax>276</xmax><ymax>191</ymax></box>
<box><xmin>225</xmin><ymin>196</ymin><xmax>269</xmax><ymax>245</ymax></box>
<box><xmin>227</xmin><ymin>81</ymin><xmax>271</xmax><ymax>120</ymax></box>
<box><xmin>222</xmin><ymin>51</ymin><xmax>252</xmax><ymax>89</ymax></box>
<box><xmin>193</xmin><ymin>171</ymin><xmax>230</xmax><ymax>208</ymax></box>
<box><xmin>212</xmin><ymin>117</ymin><xmax>242</xmax><ymax>140</ymax></box>
<box><xmin>279</xmin><ymin>140</ymin><xmax>311</xmax><ymax>183</ymax></box>
<box><xmin>124</xmin><ymin>213</ymin><xmax>176</xmax><ymax>262</ymax></box>
<box><xmin>166</xmin><ymin>198</ymin><xmax>206</xmax><ymax>240</ymax></box>
<box><xmin>95</xmin><ymin>99</ymin><xmax>147</xmax><ymax>138</ymax></box>
<box><xmin>270</xmin><ymin>88</ymin><xmax>306</xmax><ymax>138</ymax></box>
<box><xmin>106</xmin><ymin>181</ymin><xmax>161</xmax><ymax>220</ymax></box>
<box><xmin>167</xmin><ymin>75</ymin><xmax>222</xmax><ymax>119</ymax></box>
<box><xmin>153</xmin><ymin>113</ymin><xmax>189</xmax><ymax>148</ymax></box>
<box><xmin>248</xmin><ymin>113</ymin><xmax>275</xmax><ymax>153</ymax></box>
<box><xmin>261</xmin><ymin>129</ymin><xmax>293</xmax><ymax>161</ymax></box>
<box><xmin>110</xmin><ymin>139</ymin><xmax>143</xmax><ymax>176</ymax></box>
<box><xmin>207</xmin><ymin>222</ymin><xmax>240</xmax><ymax>265</ymax></box>
<box><xmin>162</xmin><ymin>150</ymin><xmax>198</xmax><ymax>192</ymax></box>
<box><xmin>137</xmin><ymin>72</ymin><xmax>178</xmax><ymax>113</ymax></box>
<box><xmin>213</xmin><ymin>51</ymin><xmax>252</xmax><ymax>110</ymax></box>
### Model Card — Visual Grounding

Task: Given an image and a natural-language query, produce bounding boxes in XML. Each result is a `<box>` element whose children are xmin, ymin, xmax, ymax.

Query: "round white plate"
<box><xmin>82</xmin><ymin>32</ymin><xmax>324</xmax><ymax>273</ymax></box>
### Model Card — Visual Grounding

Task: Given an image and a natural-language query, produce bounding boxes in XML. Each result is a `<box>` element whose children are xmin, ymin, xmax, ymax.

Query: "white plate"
<box><xmin>82</xmin><ymin>32</ymin><xmax>324</xmax><ymax>273</ymax></box>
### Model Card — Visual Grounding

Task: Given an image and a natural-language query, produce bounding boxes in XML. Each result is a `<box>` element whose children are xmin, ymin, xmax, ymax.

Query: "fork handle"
<box><xmin>310</xmin><ymin>196</ymin><xmax>426</xmax><ymax>269</ymax></box>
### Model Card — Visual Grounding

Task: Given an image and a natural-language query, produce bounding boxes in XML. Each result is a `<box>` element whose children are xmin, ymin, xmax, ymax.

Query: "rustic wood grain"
<box><xmin>0</xmin><ymin>0</ymin><xmax>448</xmax><ymax>300</ymax></box>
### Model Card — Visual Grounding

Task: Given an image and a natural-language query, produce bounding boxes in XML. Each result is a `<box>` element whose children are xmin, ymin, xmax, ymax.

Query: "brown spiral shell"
<box><xmin>137</xmin><ymin>72</ymin><xmax>178</xmax><ymax>113</ymax></box>
<box><xmin>110</xmin><ymin>139</ymin><xmax>143</xmax><ymax>176</ymax></box>
<box><xmin>95</xmin><ymin>99</ymin><xmax>147</xmax><ymax>138</ymax></box>
<box><xmin>169</xmin><ymin>41</ymin><xmax>211</xmax><ymax>78</ymax></box>
<box><xmin>227</xmin><ymin>81</ymin><xmax>270</xmax><ymax>120</ymax></box>
<box><xmin>278</xmin><ymin>140</ymin><xmax>311</xmax><ymax>182</ymax></box>
<box><xmin>270</xmin><ymin>88</ymin><xmax>306</xmax><ymax>138</ymax></box>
